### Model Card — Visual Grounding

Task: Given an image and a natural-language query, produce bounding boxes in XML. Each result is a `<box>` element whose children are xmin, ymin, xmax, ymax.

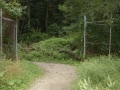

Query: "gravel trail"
<box><xmin>29</xmin><ymin>62</ymin><xmax>78</xmax><ymax>90</ymax></box>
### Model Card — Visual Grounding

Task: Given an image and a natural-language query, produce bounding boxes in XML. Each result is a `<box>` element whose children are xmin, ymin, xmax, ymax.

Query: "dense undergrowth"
<box><xmin>72</xmin><ymin>56</ymin><xmax>120</xmax><ymax>90</ymax></box>
<box><xmin>0</xmin><ymin>59</ymin><xmax>44</xmax><ymax>90</ymax></box>
<box><xmin>19</xmin><ymin>37</ymin><xmax>82</xmax><ymax>64</ymax></box>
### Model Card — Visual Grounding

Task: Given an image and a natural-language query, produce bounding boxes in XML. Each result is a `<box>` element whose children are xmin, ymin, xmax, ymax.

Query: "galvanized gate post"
<box><xmin>83</xmin><ymin>15</ymin><xmax>87</xmax><ymax>57</ymax></box>
<box><xmin>15</xmin><ymin>20</ymin><xmax>18</xmax><ymax>60</ymax></box>
<box><xmin>109</xmin><ymin>13</ymin><xmax>112</xmax><ymax>60</ymax></box>
<box><xmin>0</xmin><ymin>9</ymin><xmax>2</xmax><ymax>53</ymax></box>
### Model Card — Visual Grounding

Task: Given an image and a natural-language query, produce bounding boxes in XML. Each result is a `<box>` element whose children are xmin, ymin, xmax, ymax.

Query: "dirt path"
<box><xmin>29</xmin><ymin>62</ymin><xmax>78</xmax><ymax>90</ymax></box>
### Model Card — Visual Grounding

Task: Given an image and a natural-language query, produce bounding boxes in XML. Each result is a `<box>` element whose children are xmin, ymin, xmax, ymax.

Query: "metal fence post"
<box><xmin>15</xmin><ymin>20</ymin><xmax>18</xmax><ymax>60</ymax></box>
<box><xmin>83</xmin><ymin>15</ymin><xmax>87</xmax><ymax>57</ymax></box>
<box><xmin>0</xmin><ymin>9</ymin><xmax>2</xmax><ymax>53</ymax></box>
<box><xmin>109</xmin><ymin>13</ymin><xmax>112</xmax><ymax>60</ymax></box>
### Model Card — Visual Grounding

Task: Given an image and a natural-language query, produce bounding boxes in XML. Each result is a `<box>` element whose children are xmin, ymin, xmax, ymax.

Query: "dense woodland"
<box><xmin>1</xmin><ymin>0</ymin><xmax>120</xmax><ymax>55</ymax></box>
<box><xmin>0</xmin><ymin>0</ymin><xmax>120</xmax><ymax>90</ymax></box>
<box><xmin>19</xmin><ymin>0</ymin><xmax>120</xmax><ymax>55</ymax></box>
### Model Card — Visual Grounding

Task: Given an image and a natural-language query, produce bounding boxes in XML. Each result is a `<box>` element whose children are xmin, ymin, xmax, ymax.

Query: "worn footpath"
<box><xmin>29</xmin><ymin>62</ymin><xmax>78</xmax><ymax>90</ymax></box>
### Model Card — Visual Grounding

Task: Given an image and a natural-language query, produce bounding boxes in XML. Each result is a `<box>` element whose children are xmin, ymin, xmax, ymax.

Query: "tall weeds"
<box><xmin>72</xmin><ymin>56</ymin><xmax>120</xmax><ymax>90</ymax></box>
<box><xmin>4</xmin><ymin>60</ymin><xmax>22</xmax><ymax>80</ymax></box>
<box><xmin>0</xmin><ymin>59</ymin><xmax>44</xmax><ymax>90</ymax></box>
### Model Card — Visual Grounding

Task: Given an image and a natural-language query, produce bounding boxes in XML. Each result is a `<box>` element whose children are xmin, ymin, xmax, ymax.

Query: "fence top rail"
<box><xmin>87</xmin><ymin>42</ymin><xmax>115</xmax><ymax>46</ymax></box>
<box><xmin>2</xmin><ymin>17</ymin><xmax>14</xmax><ymax>22</ymax></box>
<box><xmin>87</xmin><ymin>21</ymin><xmax>104</xmax><ymax>23</ymax></box>
<box><xmin>86</xmin><ymin>22</ymin><xmax>105</xmax><ymax>25</ymax></box>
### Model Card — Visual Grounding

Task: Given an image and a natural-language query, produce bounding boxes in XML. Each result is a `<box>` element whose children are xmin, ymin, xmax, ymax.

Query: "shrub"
<box><xmin>20</xmin><ymin>37</ymin><xmax>76</xmax><ymax>63</ymax></box>
<box><xmin>48</xmin><ymin>23</ymin><xmax>66</xmax><ymax>37</ymax></box>
<box><xmin>19</xmin><ymin>29</ymin><xmax>50</xmax><ymax>44</ymax></box>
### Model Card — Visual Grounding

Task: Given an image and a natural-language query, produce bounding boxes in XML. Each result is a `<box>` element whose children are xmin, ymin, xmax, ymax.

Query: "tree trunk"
<box><xmin>27</xmin><ymin>1</ymin><xmax>30</xmax><ymax>31</ymax></box>
<box><xmin>46</xmin><ymin>3</ymin><xmax>49</xmax><ymax>32</ymax></box>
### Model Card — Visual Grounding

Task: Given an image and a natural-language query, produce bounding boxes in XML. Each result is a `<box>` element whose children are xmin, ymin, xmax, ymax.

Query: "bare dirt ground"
<box><xmin>29</xmin><ymin>62</ymin><xmax>78</xmax><ymax>90</ymax></box>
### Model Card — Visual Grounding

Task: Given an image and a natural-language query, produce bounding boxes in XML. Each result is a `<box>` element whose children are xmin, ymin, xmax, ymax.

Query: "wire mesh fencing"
<box><xmin>3</xmin><ymin>18</ymin><xmax>16</xmax><ymax>59</ymax></box>
<box><xmin>0</xmin><ymin>9</ymin><xmax>18</xmax><ymax>60</ymax></box>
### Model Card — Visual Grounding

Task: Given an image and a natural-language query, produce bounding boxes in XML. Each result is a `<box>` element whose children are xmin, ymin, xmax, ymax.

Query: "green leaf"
<box><xmin>7</xmin><ymin>80</ymin><xmax>15</xmax><ymax>86</ymax></box>
<box><xmin>0</xmin><ymin>71</ymin><xmax>5</xmax><ymax>78</ymax></box>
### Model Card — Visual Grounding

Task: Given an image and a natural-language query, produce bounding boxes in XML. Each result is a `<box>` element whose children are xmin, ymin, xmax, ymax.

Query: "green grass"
<box><xmin>0</xmin><ymin>60</ymin><xmax>44</xmax><ymax>90</ymax></box>
<box><xmin>71</xmin><ymin>56</ymin><xmax>120</xmax><ymax>90</ymax></box>
<box><xmin>18</xmin><ymin>60</ymin><xmax>44</xmax><ymax>90</ymax></box>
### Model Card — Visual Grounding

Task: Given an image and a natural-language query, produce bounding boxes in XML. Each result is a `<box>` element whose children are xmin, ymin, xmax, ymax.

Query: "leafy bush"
<box><xmin>19</xmin><ymin>29</ymin><xmax>50</xmax><ymax>44</ymax></box>
<box><xmin>20</xmin><ymin>37</ymin><xmax>79</xmax><ymax>63</ymax></box>
<box><xmin>48</xmin><ymin>23</ymin><xmax>66</xmax><ymax>37</ymax></box>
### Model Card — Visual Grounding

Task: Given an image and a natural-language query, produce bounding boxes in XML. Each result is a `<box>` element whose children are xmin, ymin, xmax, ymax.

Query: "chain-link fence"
<box><xmin>83</xmin><ymin>14</ymin><xmax>114</xmax><ymax>57</ymax></box>
<box><xmin>0</xmin><ymin>9</ymin><xmax>18</xmax><ymax>60</ymax></box>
